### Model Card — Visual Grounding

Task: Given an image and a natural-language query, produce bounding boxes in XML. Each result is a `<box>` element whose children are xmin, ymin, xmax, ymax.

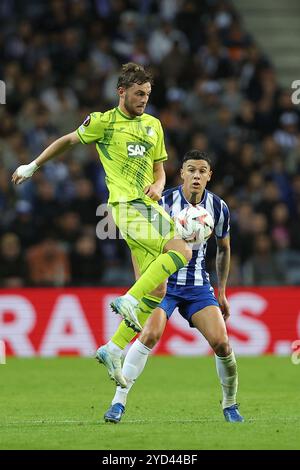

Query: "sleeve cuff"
<box><xmin>76</xmin><ymin>129</ymin><xmax>87</xmax><ymax>144</ymax></box>
<box><xmin>154</xmin><ymin>155</ymin><xmax>168</xmax><ymax>162</ymax></box>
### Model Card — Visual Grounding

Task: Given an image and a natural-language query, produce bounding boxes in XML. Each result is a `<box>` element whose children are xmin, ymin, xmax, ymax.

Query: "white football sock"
<box><xmin>112</xmin><ymin>339</ymin><xmax>151</xmax><ymax>406</ymax></box>
<box><xmin>215</xmin><ymin>350</ymin><xmax>238</xmax><ymax>409</ymax></box>
<box><xmin>106</xmin><ymin>340</ymin><xmax>123</xmax><ymax>357</ymax></box>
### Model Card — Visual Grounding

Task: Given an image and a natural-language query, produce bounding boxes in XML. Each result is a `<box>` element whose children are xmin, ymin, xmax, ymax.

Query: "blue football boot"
<box><xmin>223</xmin><ymin>404</ymin><xmax>244</xmax><ymax>422</ymax></box>
<box><xmin>104</xmin><ymin>403</ymin><xmax>125</xmax><ymax>424</ymax></box>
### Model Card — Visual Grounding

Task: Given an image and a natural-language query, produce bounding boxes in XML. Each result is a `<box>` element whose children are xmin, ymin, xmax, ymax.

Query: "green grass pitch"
<box><xmin>0</xmin><ymin>356</ymin><xmax>299</xmax><ymax>450</ymax></box>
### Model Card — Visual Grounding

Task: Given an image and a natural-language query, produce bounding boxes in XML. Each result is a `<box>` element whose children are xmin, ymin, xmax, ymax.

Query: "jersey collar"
<box><xmin>179</xmin><ymin>185</ymin><xmax>207</xmax><ymax>206</ymax></box>
<box><xmin>116</xmin><ymin>107</ymin><xmax>142</xmax><ymax>121</ymax></box>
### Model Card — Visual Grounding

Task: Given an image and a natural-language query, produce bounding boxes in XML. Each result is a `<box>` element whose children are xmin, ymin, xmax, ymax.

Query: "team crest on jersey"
<box><xmin>145</xmin><ymin>126</ymin><xmax>154</xmax><ymax>136</ymax></box>
<box><xmin>127</xmin><ymin>142</ymin><xmax>147</xmax><ymax>157</ymax></box>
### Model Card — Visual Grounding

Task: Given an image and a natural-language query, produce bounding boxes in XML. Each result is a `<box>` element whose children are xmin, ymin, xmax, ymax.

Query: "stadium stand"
<box><xmin>1</xmin><ymin>0</ymin><xmax>300</xmax><ymax>287</ymax></box>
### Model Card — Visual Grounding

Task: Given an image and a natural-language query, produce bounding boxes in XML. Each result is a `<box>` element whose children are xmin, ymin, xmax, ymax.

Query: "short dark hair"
<box><xmin>117</xmin><ymin>63</ymin><xmax>154</xmax><ymax>89</ymax></box>
<box><xmin>182</xmin><ymin>150</ymin><xmax>212</xmax><ymax>168</ymax></box>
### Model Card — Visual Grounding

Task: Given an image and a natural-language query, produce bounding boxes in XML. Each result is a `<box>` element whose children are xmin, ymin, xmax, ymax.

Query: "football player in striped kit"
<box><xmin>99</xmin><ymin>149</ymin><xmax>244</xmax><ymax>423</ymax></box>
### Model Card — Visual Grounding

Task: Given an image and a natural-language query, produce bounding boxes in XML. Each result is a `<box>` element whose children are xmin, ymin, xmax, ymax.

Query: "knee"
<box><xmin>140</xmin><ymin>328</ymin><xmax>162</xmax><ymax>349</ymax></box>
<box><xmin>182</xmin><ymin>245</ymin><xmax>192</xmax><ymax>263</ymax></box>
<box><xmin>164</xmin><ymin>239</ymin><xmax>192</xmax><ymax>263</ymax></box>
<box><xmin>151</xmin><ymin>282</ymin><xmax>167</xmax><ymax>299</ymax></box>
<box><xmin>171</xmin><ymin>243</ymin><xmax>192</xmax><ymax>263</ymax></box>
<box><xmin>211</xmin><ymin>339</ymin><xmax>232</xmax><ymax>357</ymax></box>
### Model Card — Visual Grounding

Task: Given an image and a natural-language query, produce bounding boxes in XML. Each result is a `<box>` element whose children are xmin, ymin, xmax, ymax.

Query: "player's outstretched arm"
<box><xmin>12</xmin><ymin>131</ymin><xmax>80</xmax><ymax>185</ymax></box>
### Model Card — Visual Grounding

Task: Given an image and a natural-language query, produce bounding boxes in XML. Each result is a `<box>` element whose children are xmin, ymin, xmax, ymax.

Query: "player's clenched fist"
<box><xmin>144</xmin><ymin>182</ymin><xmax>164</xmax><ymax>201</ymax></box>
<box><xmin>12</xmin><ymin>161</ymin><xmax>39</xmax><ymax>185</ymax></box>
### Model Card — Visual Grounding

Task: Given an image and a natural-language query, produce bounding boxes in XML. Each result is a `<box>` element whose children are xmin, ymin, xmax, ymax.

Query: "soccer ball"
<box><xmin>174</xmin><ymin>205</ymin><xmax>214</xmax><ymax>244</ymax></box>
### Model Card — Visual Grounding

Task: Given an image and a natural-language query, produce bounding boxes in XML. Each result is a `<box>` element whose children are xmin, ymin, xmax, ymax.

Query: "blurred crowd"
<box><xmin>1</xmin><ymin>0</ymin><xmax>300</xmax><ymax>287</ymax></box>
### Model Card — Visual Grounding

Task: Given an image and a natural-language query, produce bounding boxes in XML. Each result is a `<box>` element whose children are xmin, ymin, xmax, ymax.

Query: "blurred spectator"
<box><xmin>231</xmin><ymin>201</ymin><xmax>255</xmax><ymax>263</ymax></box>
<box><xmin>243</xmin><ymin>234</ymin><xmax>287</xmax><ymax>286</ymax></box>
<box><xmin>148</xmin><ymin>20</ymin><xmax>189</xmax><ymax>64</ymax></box>
<box><xmin>260</xmin><ymin>136</ymin><xmax>282</xmax><ymax>171</ymax></box>
<box><xmin>184</xmin><ymin>79</ymin><xmax>221</xmax><ymax>128</ymax></box>
<box><xmin>221</xmin><ymin>77</ymin><xmax>242</xmax><ymax>115</ymax></box>
<box><xmin>159</xmin><ymin>87</ymin><xmax>190</xmax><ymax>154</ymax></box>
<box><xmin>55</xmin><ymin>211</ymin><xmax>81</xmax><ymax>249</ymax></box>
<box><xmin>196</xmin><ymin>36</ymin><xmax>233</xmax><ymax>79</ymax></box>
<box><xmin>276</xmin><ymin>89</ymin><xmax>300</xmax><ymax>123</ymax></box>
<box><xmin>70</xmin><ymin>234</ymin><xmax>103</xmax><ymax>285</ymax></box>
<box><xmin>235</xmin><ymin>100</ymin><xmax>257</xmax><ymax>141</ymax></box>
<box><xmin>274</xmin><ymin>112</ymin><xmax>299</xmax><ymax>152</ymax></box>
<box><xmin>232</xmin><ymin>143</ymin><xmax>258</xmax><ymax>189</ymax></box>
<box><xmin>206</xmin><ymin>105</ymin><xmax>233</xmax><ymax>152</ymax></box>
<box><xmin>69</xmin><ymin>178</ymin><xmax>101</xmax><ymax>226</ymax></box>
<box><xmin>270</xmin><ymin>203</ymin><xmax>291</xmax><ymax>251</ymax></box>
<box><xmin>251</xmin><ymin>212</ymin><xmax>269</xmax><ymax>236</ymax></box>
<box><xmin>130</xmin><ymin>36</ymin><xmax>151</xmax><ymax>66</ymax></box>
<box><xmin>175</xmin><ymin>0</ymin><xmax>204</xmax><ymax>53</ymax></box>
<box><xmin>9</xmin><ymin>200</ymin><xmax>39</xmax><ymax>248</ymax></box>
<box><xmin>255</xmin><ymin>96</ymin><xmax>276</xmax><ymax>136</ymax></box>
<box><xmin>112</xmin><ymin>10</ymin><xmax>141</xmax><ymax>60</ymax></box>
<box><xmin>34</xmin><ymin>180</ymin><xmax>58</xmax><ymax>232</ymax></box>
<box><xmin>290</xmin><ymin>204</ymin><xmax>300</xmax><ymax>252</ymax></box>
<box><xmin>258</xmin><ymin>180</ymin><xmax>282</xmax><ymax>221</ymax></box>
<box><xmin>222</xmin><ymin>18</ymin><xmax>253</xmax><ymax>62</ymax></box>
<box><xmin>0</xmin><ymin>167</ymin><xmax>15</xmax><ymax>224</ymax></box>
<box><xmin>239</xmin><ymin>171</ymin><xmax>264</xmax><ymax>206</ymax></box>
<box><xmin>0</xmin><ymin>233</ymin><xmax>27</xmax><ymax>287</ymax></box>
<box><xmin>160</xmin><ymin>39</ymin><xmax>190</xmax><ymax>87</ymax></box>
<box><xmin>26</xmin><ymin>236</ymin><xmax>70</xmax><ymax>286</ymax></box>
<box><xmin>89</xmin><ymin>36</ymin><xmax>118</xmax><ymax>77</ymax></box>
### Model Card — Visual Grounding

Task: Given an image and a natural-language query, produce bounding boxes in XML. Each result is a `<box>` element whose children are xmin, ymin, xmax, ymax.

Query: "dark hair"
<box><xmin>182</xmin><ymin>150</ymin><xmax>212</xmax><ymax>168</ymax></box>
<box><xmin>117</xmin><ymin>62</ymin><xmax>154</xmax><ymax>89</ymax></box>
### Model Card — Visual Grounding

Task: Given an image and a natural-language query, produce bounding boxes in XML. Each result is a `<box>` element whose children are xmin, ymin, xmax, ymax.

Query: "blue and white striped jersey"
<box><xmin>159</xmin><ymin>185</ymin><xmax>230</xmax><ymax>287</ymax></box>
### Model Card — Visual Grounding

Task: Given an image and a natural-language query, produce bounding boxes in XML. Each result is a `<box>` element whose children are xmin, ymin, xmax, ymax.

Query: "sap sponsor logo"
<box><xmin>127</xmin><ymin>143</ymin><xmax>146</xmax><ymax>157</ymax></box>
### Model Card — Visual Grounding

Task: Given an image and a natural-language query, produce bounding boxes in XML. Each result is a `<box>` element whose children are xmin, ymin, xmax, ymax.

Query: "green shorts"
<box><xmin>111</xmin><ymin>198</ymin><xmax>175</xmax><ymax>274</ymax></box>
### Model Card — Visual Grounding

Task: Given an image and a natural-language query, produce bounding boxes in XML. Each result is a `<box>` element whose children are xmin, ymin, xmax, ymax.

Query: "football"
<box><xmin>174</xmin><ymin>205</ymin><xmax>214</xmax><ymax>244</ymax></box>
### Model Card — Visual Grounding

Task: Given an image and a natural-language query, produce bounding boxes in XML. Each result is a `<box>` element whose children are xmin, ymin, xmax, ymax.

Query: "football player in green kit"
<box><xmin>12</xmin><ymin>63</ymin><xmax>191</xmax><ymax>385</ymax></box>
